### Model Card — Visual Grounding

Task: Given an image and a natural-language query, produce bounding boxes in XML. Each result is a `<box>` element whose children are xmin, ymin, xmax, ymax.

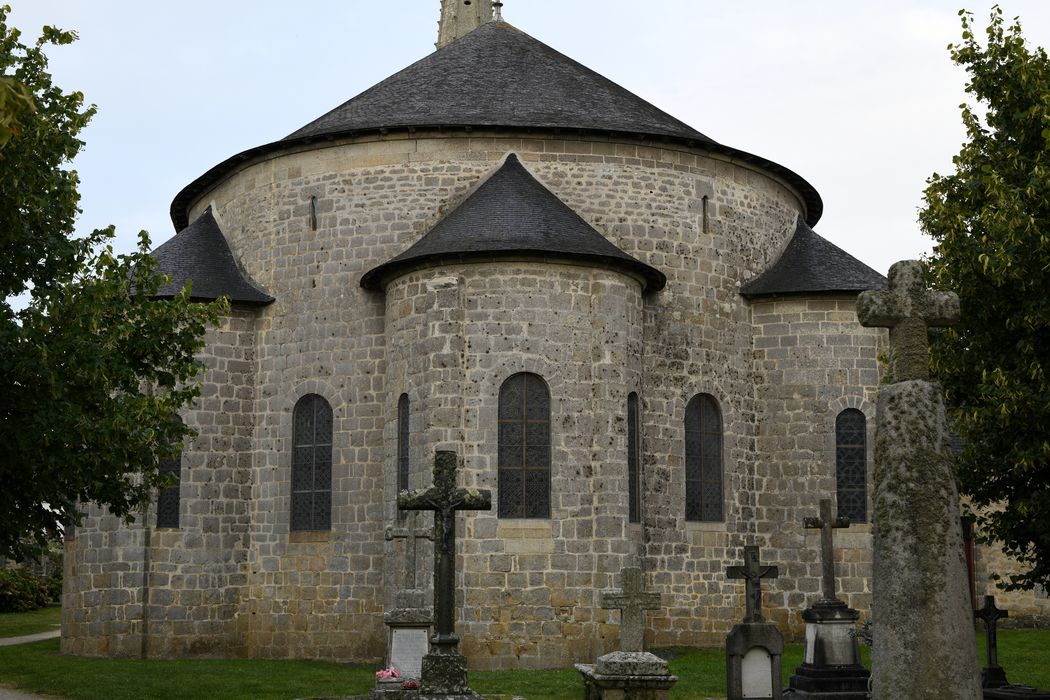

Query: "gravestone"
<box><xmin>600</xmin><ymin>566</ymin><xmax>661</xmax><ymax>653</ymax></box>
<box><xmin>786</xmin><ymin>499</ymin><xmax>869</xmax><ymax>700</ymax></box>
<box><xmin>398</xmin><ymin>451</ymin><xmax>490</xmax><ymax>700</ymax></box>
<box><xmin>975</xmin><ymin>597</ymin><xmax>1050</xmax><ymax>700</ymax></box>
<box><xmin>382</xmin><ymin>514</ymin><xmax>434</xmax><ymax>682</ymax></box>
<box><xmin>858</xmin><ymin>260</ymin><xmax>981</xmax><ymax>700</ymax></box>
<box><xmin>976</xmin><ymin>595</ymin><xmax>1010</xmax><ymax>689</ymax></box>
<box><xmin>725</xmin><ymin>545</ymin><xmax>783</xmax><ymax>700</ymax></box>
<box><xmin>576</xmin><ymin>566</ymin><xmax>678</xmax><ymax>700</ymax></box>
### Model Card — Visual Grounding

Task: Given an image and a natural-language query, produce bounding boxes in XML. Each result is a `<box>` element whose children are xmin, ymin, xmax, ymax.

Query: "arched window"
<box><xmin>627</xmin><ymin>392</ymin><xmax>641</xmax><ymax>524</ymax></box>
<box><xmin>292</xmin><ymin>394</ymin><xmax>333</xmax><ymax>532</ymax></box>
<box><xmin>685</xmin><ymin>394</ymin><xmax>723</xmax><ymax>522</ymax></box>
<box><xmin>836</xmin><ymin>409</ymin><xmax>867</xmax><ymax>523</ymax></box>
<box><xmin>156</xmin><ymin>416</ymin><xmax>184</xmax><ymax>529</ymax></box>
<box><xmin>498</xmin><ymin>373</ymin><xmax>550</xmax><ymax>519</ymax></box>
<box><xmin>397</xmin><ymin>393</ymin><xmax>410</xmax><ymax>494</ymax></box>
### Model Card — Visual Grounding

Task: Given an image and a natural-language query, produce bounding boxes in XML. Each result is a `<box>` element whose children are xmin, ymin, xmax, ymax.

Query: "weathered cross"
<box><xmin>857</xmin><ymin>259</ymin><xmax>960</xmax><ymax>382</ymax></box>
<box><xmin>385</xmin><ymin>512</ymin><xmax>434</xmax><ymax>591</ymax></box>
<box><xmin>600</xmin><ymin>566</ymin><xmax>661</xmax><ymax>652</ymax></box>
<box><xmin>726</xmin><ymin>545</ymin><xmax>779</xmax><ymax>623</ymax></box>
<box><xmin>398</xmin><ymin>451</ymin><xmax>491</xmax><ymax>649</ymax></box>
<box><xmin>975</xmin><ymin>595</ymin><xmax>1010</xmax><ymax>685</ymax></box>
<box><xmin>803</xmin><ymin>498</ymin><xmax>851</xmax><ymax>603</ymax></box>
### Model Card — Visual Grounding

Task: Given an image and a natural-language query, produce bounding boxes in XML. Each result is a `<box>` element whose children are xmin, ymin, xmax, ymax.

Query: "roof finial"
<box><xmin>493</xmin><ymin>0</ymin><xmax>504</xmax><ymax>21</ymax></box>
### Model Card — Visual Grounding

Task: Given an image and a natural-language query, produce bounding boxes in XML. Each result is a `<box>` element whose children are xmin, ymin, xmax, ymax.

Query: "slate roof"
<box><xmin>170</xmin><ymin>21</ymin><xmax>822</xmax><ymax>231</ymax></box>
<box><xmin>739</xmin><ymin>217</ymin><xmax>887</xmax><ymax>298</ymax></box>
<box><xmin>152</xmin><ymin>209</ymin><xmax>274</xmax><ymax>305</ymax></box>
<box><xmin>360</xmin><ymin>154</ymin><xmax>666</xmax><ymax>291</ymax></box>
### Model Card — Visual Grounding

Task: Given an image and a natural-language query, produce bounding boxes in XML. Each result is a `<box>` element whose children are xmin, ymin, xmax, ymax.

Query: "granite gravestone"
<box><xmin>576</xmin><ymin>566</ymin><xmax>678</xmax><ymax>700</ymax></box>
<box><xmin>383</xmin><ymin>514</ymin><xmax>434</xmax><ymax>681</ymax></box>
<box><xmin>398</xmin><ymin>451</ymin><xmax>490</xmax><ymax>700</ymax></box>
<box><xmin>786</xmin><ymin>499</ymin><xmax>869</xmax><ymax>700</ymax></box>
<box><xmin>858</xmin><ymin>260</ymin><xmax>981</xmax><ymax>700</ymax></box>
<box><xmin>725</xmin><ymin>545</ymin><xmax>783</xmax><ymax>700</ymax></box>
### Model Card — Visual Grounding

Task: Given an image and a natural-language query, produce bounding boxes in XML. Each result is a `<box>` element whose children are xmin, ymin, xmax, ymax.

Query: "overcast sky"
<box><xmin>9</xmin><ymin>1</ymin><xmax>1050</xmax><ymax>277</ymax></box>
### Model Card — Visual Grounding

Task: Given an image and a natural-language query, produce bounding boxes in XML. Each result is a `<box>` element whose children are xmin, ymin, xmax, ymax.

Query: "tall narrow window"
<box><xmin>498</xmin><ymin>373</ymin><xmax>550</xmax><ymax>519</ymax></box>
<box><xmin>836</xmin><ymin>409</ymin><xmax>867</xmax><ymax>523</ymax></box>
<box><xmin>292</xmin><ymin>394</ymin><xmax>333</xmax><ymax>531</ymax></box>
<box><xmin>685</xmin><ymin>394</ymin><xmax>723</xmax><ymax>522</ymax></box>
<box><xmin>627</xmin><ymin>392</ymin><xmax>641</xmax><ymax>524</ymax></box>
<box><xmin>397</xmin><ymin>393</ymin><xmax>410</xmax><ymax>494</ymax></box>
<box><xmin>156</xmin><ymin>416</ymin><xmax>184</xmax><ymax>529</ymax></box>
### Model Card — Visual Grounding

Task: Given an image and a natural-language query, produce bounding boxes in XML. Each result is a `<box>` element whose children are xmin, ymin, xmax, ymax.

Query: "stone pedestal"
<box><xmin>984</xmin><ymin>687</ymin><xmax>1050</xmax><ymax>699</ymax></box>
<box><xmin>576</xmin><ymin>651</ymin><xmax>678</xmax><ymax>700</ymax></box>
<box><xmin>787</xmin><ymin>601</ymin><xmax>869</xmax><ymax>699</ymax></box>
<box><xmin>726</xmin><ymin>622</ymin><xmax>783</xmax><ymax>700</ymax></box>
<box><xmin>383</xmin><ymin>590</ymin><xmax>432</xmax><ymax>680</ymax></box>
<box><xmin>869</xmin><ymin>380</ymin><xmax>981</xmax><ymax>700</ymax></box>
<box><xmin>417</xmin><ymin>647</ymin><xmax>483</xmax><ymax>700</ymax></box>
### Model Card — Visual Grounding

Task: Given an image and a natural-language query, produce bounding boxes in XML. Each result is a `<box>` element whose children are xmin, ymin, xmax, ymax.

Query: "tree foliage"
<box><xmin>0</xmin><ymin>6</ymin><xmax>225</xmax><ymax>561</ymax></box>
<box><xmin>924</xmin><ymin>7</ymin><xmax>1050</xmax><ymax>591</ymax></box>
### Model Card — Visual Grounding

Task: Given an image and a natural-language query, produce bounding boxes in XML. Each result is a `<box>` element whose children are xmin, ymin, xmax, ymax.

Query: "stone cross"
<box><xmin>398</xmin><ymin>451</ymin><xmax>491</xmax><ymax>649</ymax></box>
<box><xmin>857</xmin><ymin>259</ymin><xmax>960</xmax><ymax>382</ymax></box>
<box><xmin>726</xmin><ymin>545</ymin><xmax>779</xmax><ymax>623</ymax></box>
<box><xmin>600</xmin><ymin>566</ymin><xmax>661</xmax><ymax>652</ymax></box>
<box><xmin>975</xmin><ymin>595</ymin><xmax>1010</xmax><ymax>686</ymax></box>
<box><xmin>385</xmin><ymin>513</ymin><xmax>434</xmax><ymax>592</ymax></box>
<box><xmin>803</xmin><ymin>498</ymin><xmax>851</xmax><ymax>603</ymax></box>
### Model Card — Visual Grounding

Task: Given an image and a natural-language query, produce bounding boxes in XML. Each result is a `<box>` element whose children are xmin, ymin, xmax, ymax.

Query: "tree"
<box><xmin>923</xmin><ymin>7</ymin><xmax>1050</xmax><ymax>591</ymax></box>
<box><xmin>0</xmin><ymin>7</ymin><xmax>224</xmax><ymax>561</ymax></box>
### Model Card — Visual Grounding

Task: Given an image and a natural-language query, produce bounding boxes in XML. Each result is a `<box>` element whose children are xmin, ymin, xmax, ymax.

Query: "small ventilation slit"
<box><xmin>310</xmin><ymin>196</ymin><xmax>318</xmax><ymax>231</ymax></box>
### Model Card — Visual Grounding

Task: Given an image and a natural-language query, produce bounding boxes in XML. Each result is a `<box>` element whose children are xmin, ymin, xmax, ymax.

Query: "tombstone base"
<box><xmin>984</xmin><ymin>686</ymin><xmax>1050</xmax><ymax>699</ymax></box>
<box><xmin>787</xmin><ymin>663</ymin><xmax>870</xmax><ymax>699</ymax></box>
<box><xmin>418</xmin><ymin>649</ymin><xmax>483</xmax><ymax>700</ymax></box>
<box><xmin>726</xmin><ymin>622</ymin><xmax>784</xmax><ymax>700</ymax></box>
<box><xmin>983</xmin><ymin>665</ymin><xmax>1010</xmax><ymax>689</ymax></box>
<box><xmin>576</xmin><ymin>652</ymin><xmax>679</xmax><ymax>700</ymax></box>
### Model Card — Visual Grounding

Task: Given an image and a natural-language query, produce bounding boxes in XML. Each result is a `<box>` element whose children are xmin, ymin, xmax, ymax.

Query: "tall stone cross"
<box><xmin>398</xmin><ymin>451</ymin><xmax>491</xmax><ymax>649</ymax></box>
<box><xmin>385</xmin><ymin>513</ymin><xmax>434</xmax><ymax>592</ymax></box>
<box><xmin>600</xmin><ymin>566</ymin><xmax>661</xmax><ymax>652</ymax></box>
<box><xmin>975</xmin><ymin>595</ymin><xmax>1010</xmax><ymax>687</ymax></box>
<box><xmin>857</xmin><ymin>259</ymin><xmax>960</xmax><ymax>382</ymax></box>
<box><xmin>803</xmin><ymin>498</ymin><xmax>851</xmax><ymax>603</ymax></box>
<box><xmin>726</xmin><ymin>545</ymin><xmax>779</xmax><ymax>623</ymax></box>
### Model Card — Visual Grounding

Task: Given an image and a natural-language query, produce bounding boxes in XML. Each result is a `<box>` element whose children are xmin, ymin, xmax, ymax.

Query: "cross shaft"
<box><xmin>600</xmin><ymin>567</ymin><xmax>661</xmax><ymax>652</ymax></box>
<box><xmin>803</xmin><ymin>498</ymin><xmax>850</xmax><ymax>603</ymax></box>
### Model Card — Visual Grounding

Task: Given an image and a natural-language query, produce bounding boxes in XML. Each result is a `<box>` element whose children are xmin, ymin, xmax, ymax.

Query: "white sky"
<box><xmin>9</xmin><ymin>1</ymin><xmax>1050</xmax><ymax>276</ymax></box>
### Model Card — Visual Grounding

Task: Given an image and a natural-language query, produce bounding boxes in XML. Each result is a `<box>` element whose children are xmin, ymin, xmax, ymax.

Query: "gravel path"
<box><xmin>0</xmin><ymin>630</ymin><xmax>59</xmax><ymax>647</ymax></box>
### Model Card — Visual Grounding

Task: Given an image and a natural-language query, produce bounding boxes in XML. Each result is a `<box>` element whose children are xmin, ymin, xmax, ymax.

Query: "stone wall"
<box><xmin>62</xmin><ymin>307</ymin><xmax>258</xmax><ymax>657</ymax></box>
<box><xmin>748</xmin><ymin>296</ymin><xmax>885</xmax><ymax>639</ymax></box>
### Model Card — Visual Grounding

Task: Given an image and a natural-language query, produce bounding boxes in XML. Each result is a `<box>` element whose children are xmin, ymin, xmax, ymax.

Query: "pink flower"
<box><xmin>375</xmin><ymin>667</ymin><xmax>401</xmax><ymax>680</ymax></box>
<box><xmin>402</xmin><ymin>680</ymin><xmax>420</xmax><ymax>690</ymax></box>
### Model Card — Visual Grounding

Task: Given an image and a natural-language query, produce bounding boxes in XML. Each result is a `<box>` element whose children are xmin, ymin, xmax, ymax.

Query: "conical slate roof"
<box><xmin>170</xmin><ymin>21</ymin><xmax>822</xmax><ymax>231</ymax></box>
<box><xmin>739</xmin><ymin>217</ymin><xmax>887</xmax><ymax>298</ymax></box>
<box><xmin>360</xmin><ymin>155</ymin><xmax>666</xmax><ymax>291</ymax></box>
<box><xmin>286</xmin><ymin>22</ymin><xmax>714</xmax><ymax>144</ymax></box>
<box><xmin>152</xmin><ymin>209</ymin><xmax>274</xmax><ymax>305</ymax></box>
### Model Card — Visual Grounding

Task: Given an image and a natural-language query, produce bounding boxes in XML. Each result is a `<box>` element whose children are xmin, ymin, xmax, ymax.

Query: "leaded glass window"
<box><xmin>292</xmin><ymin>394</ymin><xmax>333</xmax><ymax>531</ymax></box>
<box><xmin>628</xmin><ymin>392</ymin><xmax>641</xmax><ymax>524</ymax></box>
<box><xmin>498</xmin><ymin>373</ymin><xmax>550</xmax><ymax>519</ymax></box>
<box><xmin>397</xmin><ymin>393</ymin><xmax>410</xmax><ymax>494</ymax></box>
<box><xmin>685</xmin><ymin>394</ymin><xmax>723</xmax><ymax>522</ymax></box>
<box><xmin>156</xmin><ymin>416</ymin><xmax>184</xmax><ymax>529</ymax></box>
<box><xmin>836</xmin><ymin>409</ymin><xmax>867</xmax><ymax>523</ymax></box>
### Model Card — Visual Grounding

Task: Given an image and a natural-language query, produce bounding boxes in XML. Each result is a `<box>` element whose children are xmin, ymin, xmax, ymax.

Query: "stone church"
<box><xmin>61</xmin><ymin>0</ymin><xmax>1047</xmax><ymax>669</ymax></box>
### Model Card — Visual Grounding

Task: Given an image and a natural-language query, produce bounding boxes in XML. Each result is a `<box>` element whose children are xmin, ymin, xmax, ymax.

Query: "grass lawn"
<box><xmin>0</xmin><ymin>607</ymin><xmax>61</xmax><ymax>638</ymax></box>
<box><xmin>0</xmin><ymin>630</ymin><xmax>1045</xmax><ymax>700</ymax></box>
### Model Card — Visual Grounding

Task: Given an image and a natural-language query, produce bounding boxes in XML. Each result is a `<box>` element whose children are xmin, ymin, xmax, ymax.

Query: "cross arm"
<box><xmin>456</xmin><ymin>488</ymin><xmax>493</xmax><ymax>511</ymax></box>
<box><xmin>398</xmin><ymin>487</ymin><xmax>436</xmax><ymax>511</ymax></box>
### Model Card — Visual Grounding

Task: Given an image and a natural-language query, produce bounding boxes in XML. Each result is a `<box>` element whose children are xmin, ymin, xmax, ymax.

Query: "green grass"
<box><xmin>0</xmin><ymin>607</ymin><xmax>61</xmax><ymax>638</ymax></box>
<box><xmin>0</xmin><ymin>630</ymin><xmax>1045</xmax><ymax>700</ymax></box>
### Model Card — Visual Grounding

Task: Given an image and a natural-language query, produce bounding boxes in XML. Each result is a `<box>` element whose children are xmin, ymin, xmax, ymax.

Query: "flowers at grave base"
<box><xmin>376</xmin><ymin>667</ymin><xmax>401</xmax><ymax>680</ymax></box>
<box><xmin>401</xmin><ymin>679</ymin><xmax>420</xmax><ymax>690</ymax></box>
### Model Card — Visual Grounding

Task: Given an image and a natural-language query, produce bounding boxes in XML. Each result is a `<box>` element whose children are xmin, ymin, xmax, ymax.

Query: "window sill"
<box><xmin>289</xmin><ymin>530</ymin><xmax>331</xmax><ymax>544</ymax></box>
<box><xmin>684</xmin><ymin>520</ymin><xmax>727</xmax><ymax>531</ymax></box>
